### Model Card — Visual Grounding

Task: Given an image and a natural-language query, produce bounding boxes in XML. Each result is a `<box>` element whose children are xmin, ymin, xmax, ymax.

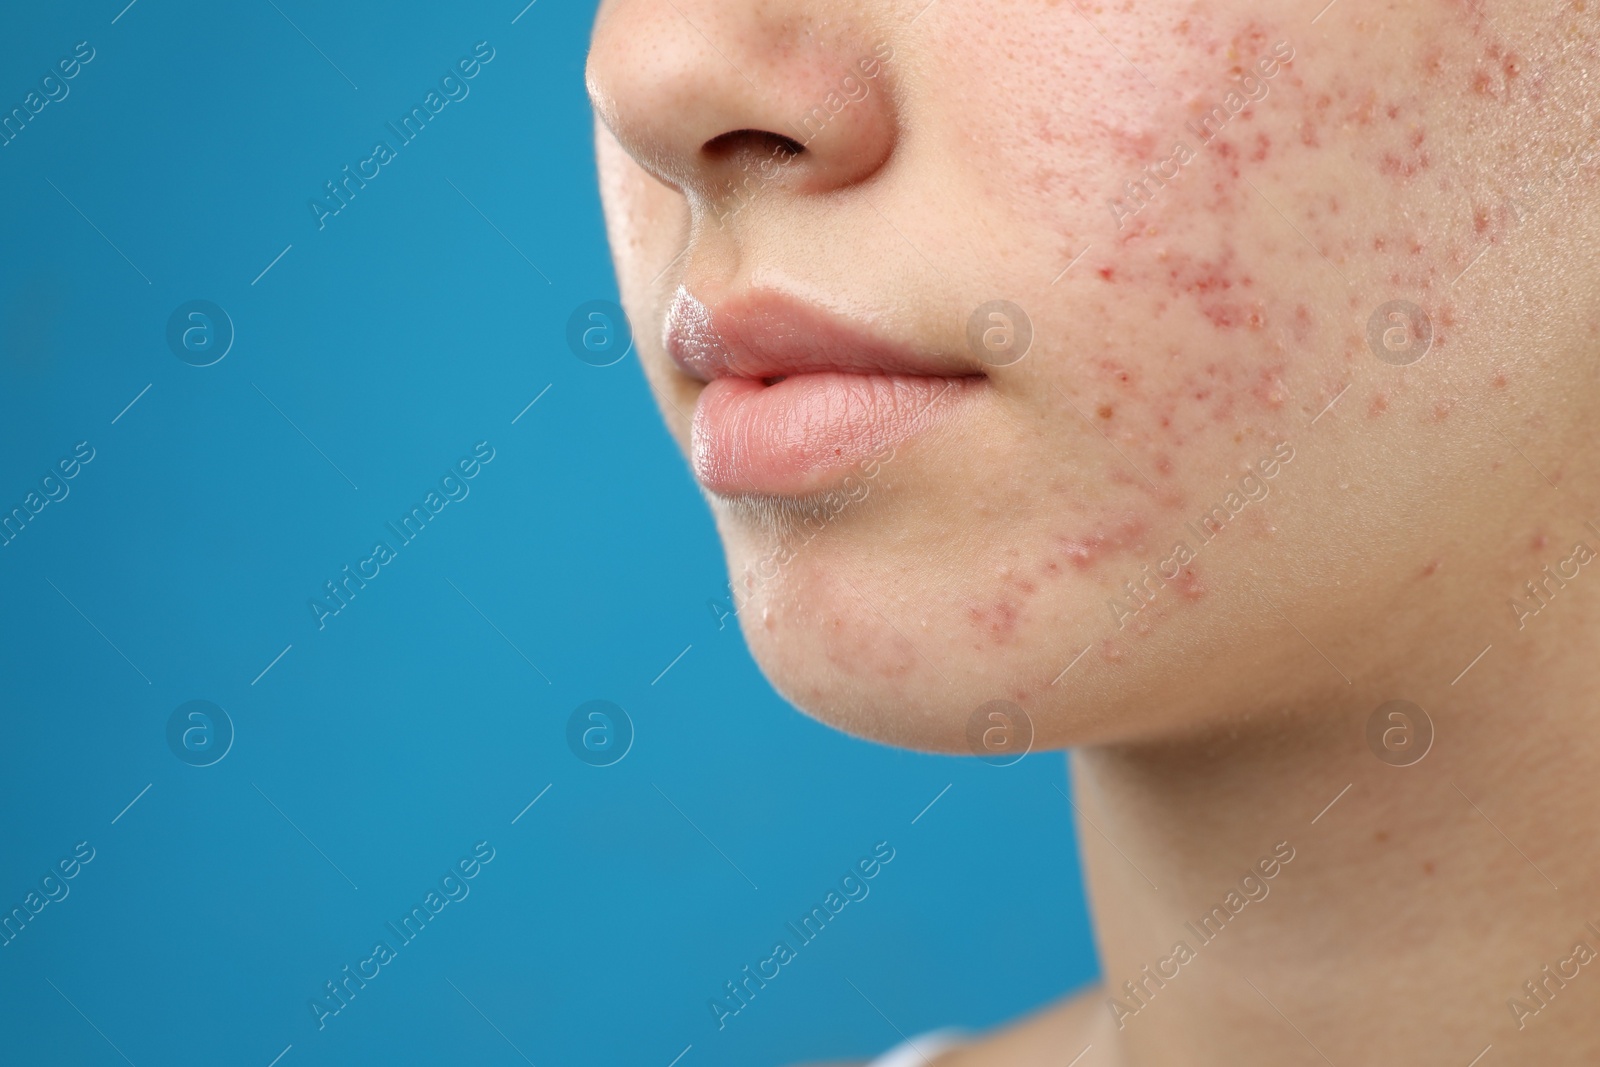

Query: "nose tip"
<box><xmin>587</xmin><ymin>1</ymin><xmax>897</xmax><ymax>208</ymax></box>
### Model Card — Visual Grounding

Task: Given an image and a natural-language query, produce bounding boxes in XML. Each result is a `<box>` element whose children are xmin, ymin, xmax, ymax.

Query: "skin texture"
<box><xmin>588</xmin><ymin>0</ymin><xmax>1600</xmax><ymax>1063</ymax></box>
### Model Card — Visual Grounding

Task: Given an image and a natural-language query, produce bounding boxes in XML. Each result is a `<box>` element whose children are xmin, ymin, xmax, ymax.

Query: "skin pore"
<box><xmin>586</xmin><ymin>0</ymin><xmax>1600</xmax><ymax>1062</ymax></box>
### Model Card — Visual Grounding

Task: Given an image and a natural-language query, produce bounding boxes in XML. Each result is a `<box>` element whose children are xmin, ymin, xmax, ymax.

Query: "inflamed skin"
<box><xmin>587</xmin><ymin>0</ymin><xmax>1600</xmax><ymax>1062</ymax></box>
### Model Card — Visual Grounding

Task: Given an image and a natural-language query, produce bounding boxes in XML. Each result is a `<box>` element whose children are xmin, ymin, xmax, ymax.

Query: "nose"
<box><xmin>586</xmin><ymin>0</ymin><xmax>897</xmax><ymax>208</ymax></box>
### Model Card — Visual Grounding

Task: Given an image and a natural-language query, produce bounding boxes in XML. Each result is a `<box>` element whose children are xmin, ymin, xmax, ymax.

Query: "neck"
<box><xmin>1071</xmin><ymin>610</ymin><xmax>1600</xmax><ymax>1065</ymax></box>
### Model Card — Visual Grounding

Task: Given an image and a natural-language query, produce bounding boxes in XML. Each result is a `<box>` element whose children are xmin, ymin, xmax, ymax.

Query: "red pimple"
<box><xmin>1369</xmin><ymin>394</ymin><xmax>1389</xmax><ymax>418</ymax></box>
<box><xmin>1008</xmin><ymin>574</ymin><xmax>1038</xmax><ymax>595</ymax></box>
<box><xmin>1420</xmin><ymin>560</ymin><xmax>1440</xmax><ymax>578</ymax></box>
<box><xmin>1058</xmin><ymin>515</ymin><xmax>1148</xmax><ymax>570</ymax></box>
<box><xmin>1061</xmin><ymin>539</ymin><xmax>1097</xmax><ymax>570</ymax></box>
<box><xmin>967</xmin><ymin>599</ymin><xmax>1021</xmax><ymax>643</ymax></box>
<box><xmin>1251</xmin><ymin>366</ymin><xmax>1288</xmax><ymax>409</ymax></box>
<box><xmin>1293</xmin><ymin>304</ymin><xmax>1314</xmax><ymax>340</ymax></box>
<box><xmin>1107</xmin><ymin>126</ymin><xmax>1160</xmax><ymax>163</ymax></box>
<box><xmin>1176</xmin><ymin>568</ymin><xmax>1206</xmax><ymax>601</ymax></box>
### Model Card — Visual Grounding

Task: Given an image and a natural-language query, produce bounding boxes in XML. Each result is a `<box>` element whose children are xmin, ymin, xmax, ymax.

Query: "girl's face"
<box><xmin>587</xmin><ymin>0</ymin><xmax>1600</xmax><ymax>750</ymax></box>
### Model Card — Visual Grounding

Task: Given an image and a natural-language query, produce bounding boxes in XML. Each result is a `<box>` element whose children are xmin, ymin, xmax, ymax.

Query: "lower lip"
<box><xmin>690</xmin><ymin>372</ymin><xmax>978</xmax><ymax>496</ymax></box>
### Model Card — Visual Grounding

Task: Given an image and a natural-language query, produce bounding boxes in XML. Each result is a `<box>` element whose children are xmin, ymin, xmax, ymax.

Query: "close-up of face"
<box><xmin>11</xmin><ymin>5</ymin><xmax>1600</xmax><ymax>1065</ymax></box>
<box><xmin>587</xmin><ymin>0</ymin><xmax>1600</xmax><ymax>754</ymax></box>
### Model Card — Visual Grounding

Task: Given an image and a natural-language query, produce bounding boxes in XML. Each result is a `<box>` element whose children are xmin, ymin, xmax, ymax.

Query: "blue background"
<box><xmin>0</xmin><ymin>2</ymin><xmax>1097</xmax><ymax>1064</ymax></box>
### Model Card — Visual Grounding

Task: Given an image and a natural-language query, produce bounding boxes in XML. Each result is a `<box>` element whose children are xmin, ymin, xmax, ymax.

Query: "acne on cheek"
<box><xmin>1057</xmin><ymin>513</ymin><xmax>1149</xmax><ymax>571</ymax></box>
<box><xmin>1346</xmin><ymin>9</ymin><xmax>1588</xmax><ymax>321</ymax></box>
<box><xmin>943</xmin><ymin>3</ymin><xmax>1571</xmax><ymax>651</ymax></box>
<box><xmin>967</xmin><ymin>598</ymin><xmax>1023</xmax><ymax>645</ymax></box>
<box><xmin>1080</xmin><ymin>100</ymin><xmax>1563</xmax><ymax>502</ymax></box>
<box><xmin>987</xmin><ymin>36</ymin><xmax>1379</xmax><ymax>614</ymax></box>
<box><xmin>1078</xmin><ymin>0</ymin><xmax>1571</xmax><ymax>380</ymax></box>
<box><xmin>1011</xmin><ymin>22</ymin><xmax>1548</xmax><ymax>643</ymax></box>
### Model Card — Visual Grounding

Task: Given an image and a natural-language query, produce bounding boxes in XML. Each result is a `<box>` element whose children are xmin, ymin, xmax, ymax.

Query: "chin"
<box><xmin>714</xmin><ymin>509</ymin><xmax>1079</xmax><ymax>755</ymax></box>
<box><xmin>711</xmin><ymin>480</ymin><xmax>1362</xmax><ymax>757</ymax></box>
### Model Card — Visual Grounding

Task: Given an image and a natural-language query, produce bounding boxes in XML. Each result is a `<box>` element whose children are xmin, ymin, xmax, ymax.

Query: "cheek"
<box><xmin>931</xmin><ymin>0</ymin><xmax>1577</xmax><ymax>524</ymax></box>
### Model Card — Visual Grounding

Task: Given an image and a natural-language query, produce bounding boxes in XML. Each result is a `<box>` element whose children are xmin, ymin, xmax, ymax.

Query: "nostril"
<box><xmin>702</xmin><ymin>128</ymin><xmax>805</xmax><ymax>167</ymax></box>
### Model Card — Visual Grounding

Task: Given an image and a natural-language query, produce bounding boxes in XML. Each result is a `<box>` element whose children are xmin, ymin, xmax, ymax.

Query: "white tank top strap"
<box><xmin>865</xmin><ymin>1028</ymin><xmax>968</xmax><ymax>1067</ymax></box>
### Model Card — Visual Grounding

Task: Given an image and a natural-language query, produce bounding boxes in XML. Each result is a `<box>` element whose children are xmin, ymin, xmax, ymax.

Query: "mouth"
<box><xmin>664</xmin><ymin>287</ymin><xmax>985</xmax><ymax>496</ymax></box>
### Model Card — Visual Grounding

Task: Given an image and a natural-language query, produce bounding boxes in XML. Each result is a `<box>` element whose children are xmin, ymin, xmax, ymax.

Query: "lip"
<box><xmin>665</xmin><ymin>288</ymin><xmax>983</xmax><ymax>496</ymax></box>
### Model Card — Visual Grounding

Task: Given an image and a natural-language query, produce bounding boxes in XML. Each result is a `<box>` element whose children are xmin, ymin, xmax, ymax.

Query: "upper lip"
<box><xmin>664</xmin><ymin>286</ymin><xmax>980</xmax><ymax>383</ymax></box>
